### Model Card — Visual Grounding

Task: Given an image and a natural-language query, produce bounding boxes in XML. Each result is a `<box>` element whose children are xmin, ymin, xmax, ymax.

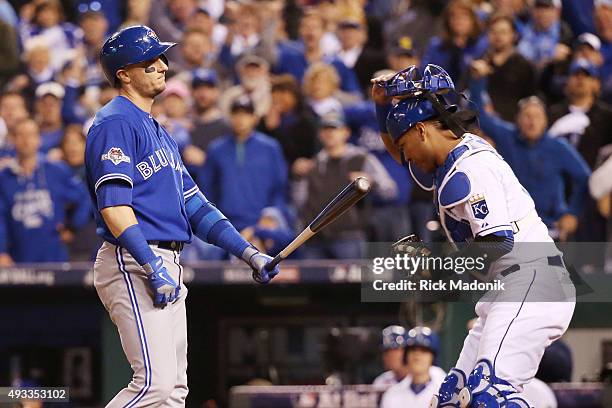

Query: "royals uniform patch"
<box><xmin>469</xmin><ymin>193</ymin><xmax>489</xmax><ymax>219</ymax></box>
<box><xmin>101</xmin><ymin>147</ymin><xmax>131</xmax><ymax>165</ymax></box>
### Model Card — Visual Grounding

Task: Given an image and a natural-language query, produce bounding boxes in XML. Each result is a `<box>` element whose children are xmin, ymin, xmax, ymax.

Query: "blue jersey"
<box><xmin>0</xmin><ymin>157</ymin><xmax>90</xmax><ymax>262</ymax></box>
<box><xmin>85</xmin><ymin>96</ymin><xmax>200</xmax><ymax>244</ymax></box>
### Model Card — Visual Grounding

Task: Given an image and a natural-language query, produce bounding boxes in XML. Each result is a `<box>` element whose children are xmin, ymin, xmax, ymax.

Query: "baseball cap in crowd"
<box><xmin>569</xmin><ymin>58</ymin><xmax>600</xmax><ymax>77</ymax></box>
<box><xmin>77</xmin><ymin>1</ymin><xmax>104</xmax><ymax>19</ymax></box>
<box><xmin>575</xmin><ymin>33</ymin><xmax>602</xmax><ymax>51</ymax></box>
<box><xmin>163</xmin><ymin>79</ymin><xmax>190</xmax><ymax>99</ymax></box>
<box><xmin>390</xmin><ymin>36</ymin><xmax>416</xmax><ymax>57</ymax></box>
<box><xmin>534</xmin><ymin>0</ymin><xmax>561</xmax><ymax>7</ymax></box>
<box><xmin>35</xmin><ymin>82</ymin><xmax>65</xmax><ymax>99</ymax></box>
<box><xmin>192</xmin><ymin>68</ymin><xmax>219</xmax><ymax>88</ymax></box>
<box><xmin>338</xmin><ymin>19</ymin><xmax>362</xmax><ymax>30</ymax></box>
<box><xmin>319</xmin><ymin>111</ymin><xmax>346</xmax><ymax>128</ymax></box>
<box><xmin>236</xmin><ymin>54</ymin><xmax>269</xmax><ymax>72</ymax></box>
<box><xmin>230</xmin><ymin>95</ymin><xmax>255</xmax><ymax>114</ymax></box>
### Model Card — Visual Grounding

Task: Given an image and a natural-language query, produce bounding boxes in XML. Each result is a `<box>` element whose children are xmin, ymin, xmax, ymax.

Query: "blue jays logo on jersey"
<box><xmin>102</xmin><ymin>147</ymin><xmax>131</xmax><ymax>165</ymax></box>
<box><xmin>469</xmin><ymin>193</ymin><xmax>489</xmax><ymax>219</ymax></box>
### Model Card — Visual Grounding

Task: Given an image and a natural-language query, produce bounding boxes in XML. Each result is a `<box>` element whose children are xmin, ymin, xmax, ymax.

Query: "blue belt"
<box><xmin>500</xmin><ymin>255</ymin><xmax>564</xmax><ymax>277</ymax></box>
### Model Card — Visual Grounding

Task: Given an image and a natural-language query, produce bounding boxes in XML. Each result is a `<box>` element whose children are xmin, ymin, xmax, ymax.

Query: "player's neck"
<box><xmin>120</xmin><ymin>89</ymin><xmax>154</xmax><ymax>113</ymax></box>
<box><xmin>18</xmin><ymin>155</ymin><xmax>37</xmax><ymax>176</ymax></box>
<box><xmin>411</xmin><ymin>371</ymin><xmax>430</xmax><ymax>385</ymax></box>
<box><xmin>570</xmin><ymin>94</ymin><xmax>594</xmax><ymax>110</ymax></box>
<box><xmin>435</xmin><ymin>134</ymin><xmax>462</xmax><ymax>167</ymax></box>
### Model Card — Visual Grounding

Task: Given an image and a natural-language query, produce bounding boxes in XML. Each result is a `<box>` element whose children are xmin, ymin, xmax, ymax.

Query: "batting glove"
<box><xmin>242</xmin><ymin>247</ymin><xmax>280</xmax><ymax>284</ymax></box>
<box><xmin>143</xmin><ymin>256</ymin><xmax>179</xmax><ymax>308</ymax></box>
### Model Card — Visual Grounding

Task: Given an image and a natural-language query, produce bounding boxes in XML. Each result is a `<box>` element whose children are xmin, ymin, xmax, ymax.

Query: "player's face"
<box><xmin>14</xmin><ymin>121</ymin><xmax>41</xmax><ymax>158</ymax></box>
<box><xmin>488</xmin><ymin>20</ymin><xmax>515</xmax><ymax>51</ymax></box>
<box><xmin>517</xmin><ymin>103</ymin><xmax>547</xmax><ymax>142</ymax></box>
<box><xmin>398</xmin><ymin>124</ymin><xmax>437</xmax><ymax>173</ymax></box>
<box><xmin>382</xmin><ymin>348</ymin><xmax>405</xmax><ymax>372</ymax></box>
<box><xmin>120</xmin><ymin>56</ymin><xmax>169</xmax><ymax>98</ymax></box>
<box><xmin>406</xmin><ymin>347</ymin><xmax>434</xmax><ymax>377</ymax></box>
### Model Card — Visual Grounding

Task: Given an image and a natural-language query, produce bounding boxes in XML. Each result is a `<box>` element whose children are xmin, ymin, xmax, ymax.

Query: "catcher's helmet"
<box><xmin>381</xmin><ymin>325</ymin><xmax>408</xmax><ymax>350</ymax></box>
<box><xmin>383</xmin><ymin>64</ymin><xmax>460</xmax><ymax>143</ymax></box>
<box><xmin>405</xmin><ymin>326</ymin><xmax>439</xmax><ymax>355</ymax></box>
<box><xmin>100</xmin><ymin>25</ymin><xmax>176</xmax><ymax>86</ymax></box>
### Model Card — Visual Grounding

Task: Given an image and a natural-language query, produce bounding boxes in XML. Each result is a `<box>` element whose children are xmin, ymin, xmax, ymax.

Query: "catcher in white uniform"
<box><xmin>371</xmin><ymin>65</ymin><xmax>575</xmax><ymax>408</ymax></box>
<box><xmin>381</xmin><ymin>327</ymin><xmax>446</xmax><ymax>408</ymax></box>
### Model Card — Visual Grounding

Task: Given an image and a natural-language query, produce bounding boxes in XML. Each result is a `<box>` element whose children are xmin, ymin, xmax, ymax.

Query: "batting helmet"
<box><xmin>381</xmin><ymin>325</ymin><xmax>407</xmax><ymax>350</ymax></box>
<box><xmin>100</xmin><ymin>25</ymin><xmax>176</xmax><ymax>86</ymax></box>
<box><xmin>405</xmin><ymin>326</ymin><xmax>439</xmax><ymax>356</ymax></box>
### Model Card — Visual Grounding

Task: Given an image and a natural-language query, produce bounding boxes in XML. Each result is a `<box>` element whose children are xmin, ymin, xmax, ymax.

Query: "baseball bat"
<box><xmin>265</xmin><ymin>177</ymin><xmax>371</xmax><ymax>270</ymax></box>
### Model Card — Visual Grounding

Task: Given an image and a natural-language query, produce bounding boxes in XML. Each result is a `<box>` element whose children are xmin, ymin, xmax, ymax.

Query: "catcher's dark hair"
<box><xmin>428</xmin><ymin>109</ymin><xmax>479</xmax><ymax>134</ymax></box>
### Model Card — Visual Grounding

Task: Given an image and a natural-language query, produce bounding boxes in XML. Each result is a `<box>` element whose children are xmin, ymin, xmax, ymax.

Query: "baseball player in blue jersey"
<box><xmin>85</xmin><ymin>26</ymin><xmax>280</xmax><ymax>407</ymax></box>
<box><xmin>371</xmin><ymin>65</ymin><xmax>575</xmax><ymax>408</ymax></box>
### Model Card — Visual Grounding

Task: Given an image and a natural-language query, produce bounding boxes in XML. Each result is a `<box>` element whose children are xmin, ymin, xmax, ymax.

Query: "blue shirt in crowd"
<box><xmin>199</xmin><ymin>131</ymin><xmax>288</xmax><ymax>230</ymax></box>
<box><xmin>469</xmin><ymin>79</ymin><xmax>591</xmax><ymax>226</ymax></box>
<box><xmin>517</xmin><ymin>21</ymin><xmax>562</xmax><ymax>65</ymax></box>
<box><xmin>422</xmin><ymin>36</ymin><xmax>488</xmax><ymax>86</ymax></box>
<box><xmin>273</xmin><ymin>41</ymin><xmax>361</xmax><ymax>94</ymax></box>
<box><xmin>0</xmin><ymin>157</ymin><xmax>91</xmax><ymax>262</ymax></box>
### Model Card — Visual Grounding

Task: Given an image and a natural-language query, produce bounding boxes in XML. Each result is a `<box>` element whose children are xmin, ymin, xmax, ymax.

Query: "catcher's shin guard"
<box><xmin>429</xmin><ymin>367</ymin><xmax>466</xmax><ymax>408</ymax></box>
<box><xmin>458</xmin><ymin>359</ymin><xmax>532</xmax><ymax>408</ymax></box>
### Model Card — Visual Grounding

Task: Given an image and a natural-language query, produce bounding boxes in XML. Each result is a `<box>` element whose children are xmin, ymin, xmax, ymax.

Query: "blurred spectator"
<box><xmin>548</xmin><ymin>59</ymin><xmax>612</xmax><ymax>243</ymax></box>
<box><xmin>219</xmin><ymin>3</ymin><xmax>261</xmax><ymax>66</ymax></box>
<box><xmin>189</xmin><ymin>68</ymin><xmax>230</xmax><ymax>153</ymax></box>
<box><xmin>303</xmin><ymin>62</ymin><xmax>356</xmax><ymax>118</ymax></box>
<box><xmin>0</xmin><ymin>118</ymin><xmax>89</xmax><ymax>265</ymax></box>
<box><xmin>186</xmin><ymin>6</ymin><xmax>228</xmax><ymax>53</ymax></box>
<box><xmin>174</xmin><ymin>27</ymin><xmax>215</xmax><ymax>75</ymax></box>
<box><xmin>272</xmin><ymin>9</ymin><xmax>361</xmax><ymax>95</ymax></box>
<box><xmin>381</xmin><ymin>0</ymin><xmax>443</xmax><ymax>57</ymax></box>
<box><xmin>422</xmin><ymin>0</ymin><xmax>488</xmax><ymax>88</ymax></box>
<box><xmin>259</xmin><ymin>74</ymin><xmax>318</xmax><ymax>167</ymax></box>
<box><xmin>293</xmin><ymin>112</ymin><xmax>395</xmax><ymax>259</ymax></box>
<box><xmin>199</xmin><ymin>96</ymin><xmax>288</xmax><ymax>233</ymax></box>
<box><xmin>158</xmin><ymin>79</ymin><xmax>192</xmax><ymax>150</ymax></box>
<box><xmin>34</xmin><ymin>82</ymin><xmax>64</xmax><ymax>153</ymax></box>
<box><xmin>516</xmin><ymin>0</ymin><xmax>573</xmax><ymax>68</ymax></box>
<box><xmin>220</xmin><ymin>54</ymin><xmax>271</xmax><ymax>119</ymax></box>
<box><xmin>0</xmin><ymin>91</ymin><xmax>28</xmax><ymax>158</ymax></box>
<box><xmin>386</xmin><ymin>36</ymin><xmax>420</xmax><ymax>73</ymax></box>
<box><xmin>76</xmin><ymin>0</ymin><xmax>121</xmax><ymax>32</ymax></box>
<box><xmin>336</xmin><ymin>18</ymin><xmax>386</xmax><ymax>95</ymax></box>
<box><xmin>549</xmin><ymin>59</ymin><xmax>612</xmax><ymax>169</ymax></box>
<box><xmin>373</xmin><ymin>325</ymin><xmax>410</xmax><ymax>385</ymax></box>
<box><xmin>150</xmin><ymin>0</ymin><xmax>199</xmax><ymax>48</ymax></box>
<box><xmin>19</xmin><ymin>0</ymin><xmax>83</xmax><ymax>72</ymax></box>
<box><xmin>8</xmin><ymin>38</ymin><xmax>54</xmax><ymax>106</ymax></box>
<box><xmin>58</xmin><ymin>124</ymin><xmax>99</xmax><ymax>261</ymax></box>
<box><xmin>590</xmin><ymin>145</ymin><xmax>612</xmax><ymax>256</ymax></box>
<box><xmin>122</xmin><ymin>0</ymin><xmax>152</xmax><ymax>27</ymax></box>
<box><xmin>0</xmin><ymin>17</ymin><xmax>19</xmax><ymax>88</ymax></box>
<box><xmin>78</xmin><ymin>7</ymin><xmax>109</xmax><ymax>87</ymax></box>
<box><xmin>470</xmin><ymin>13</ymin><xmax>537</xmax><ymax>121</ymax></box>
<box><xmin>241</xmin><ymin>207</ymin><xmax>294</xmax><ymax>256</ymax></box>
<box><xmin>540</xmin><ymin>32</ymin><xmax>604</xmax><ymax>104</ymax></box>
<box><xmin>470</xmin><ymin>78</ymin><xmax>591</xmax><ymax>240</ymax></box>
<box><xmin>594</xmin><ymin>0</ymin><xmax>612</xmax><ymax>103</ymax></box>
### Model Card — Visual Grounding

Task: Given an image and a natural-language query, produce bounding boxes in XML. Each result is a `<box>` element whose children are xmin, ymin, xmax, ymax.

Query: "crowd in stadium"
<box><xmin>0</xmin><ymin>0</ymin><xmax>611</xmax><ymax>265</ymax></box>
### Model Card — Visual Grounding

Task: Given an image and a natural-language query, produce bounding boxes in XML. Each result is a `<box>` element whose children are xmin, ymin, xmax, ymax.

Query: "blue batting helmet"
<box><xmin>381</xmin><ymin>325</ymin><xmax>408</xmax><ymax>350</ymax></box>
<box><xmin>100</xmin><ymin>25</ymin><xmax>176</xmax><ymax>86</ymax></box>
<box><xmin>383</xmin><ymin>64</ymin><xmax>458</xmax><ymax>143</ymax></box>
<box><xmin>405</xmin><ymin>326</ymin><xmax>439</xmax><ymax>355</ymax></box>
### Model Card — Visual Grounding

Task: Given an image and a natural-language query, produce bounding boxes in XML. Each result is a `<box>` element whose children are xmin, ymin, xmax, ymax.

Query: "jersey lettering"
<box><xmin>137</xmin><ymin>162</ymin><xmax>154</xmax><ymax>179</ymax></box>
<box><xmin>137</xmin><ymin>148</ymin><xmax>181</xmax><ymax>180</ymax></box>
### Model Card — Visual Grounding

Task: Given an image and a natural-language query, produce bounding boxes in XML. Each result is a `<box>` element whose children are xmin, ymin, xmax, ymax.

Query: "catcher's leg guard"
<box><xmin>429</xmin><ymin>368</ymin><xmax>467</xmax><ymax>408</ymax></box>
<box><xmin>458</xmin><ymin>359</ymin><xmax>533</xmax><ymax>408</ymax></box>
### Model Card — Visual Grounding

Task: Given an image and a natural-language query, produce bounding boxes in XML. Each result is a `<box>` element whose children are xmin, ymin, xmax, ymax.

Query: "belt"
<box><xmin>510</xmin><ymin>210</ymin><xmax>540</xmax><ymax>234</ymax></box>
<box><xmin>500</xmin><ymin>255</ymin><xmax>565</xmax><ymax>277</ymax></box>
<box><xmin>147</xmin><ymin>240</ymin><xmax>184</xmax><ymax>252</ymax></box>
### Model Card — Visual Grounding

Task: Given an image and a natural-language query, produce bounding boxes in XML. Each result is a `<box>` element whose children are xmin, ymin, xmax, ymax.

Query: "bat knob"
<box><xmin>354</xmin><ymin>177</ymin><xmax>371</xmax><ymax>193</ymax></box>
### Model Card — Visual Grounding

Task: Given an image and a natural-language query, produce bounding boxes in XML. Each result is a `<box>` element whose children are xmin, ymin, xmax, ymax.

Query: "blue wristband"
<box><xmin>97</xmin><ymin>181</ymin><xmax>132</xmax><ymax>209</ymax></box>
<box><xmin>375</xmin><ymin>102</ymin><xmax>392</xmax><ymax>134</ymax></box>
<box><xmin>117</xmin><ymin>224</ymin><xmax>156</xmax><ymax>266</ymax></box>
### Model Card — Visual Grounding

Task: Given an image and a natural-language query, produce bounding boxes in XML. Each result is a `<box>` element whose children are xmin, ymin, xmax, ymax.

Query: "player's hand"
<box><xmin>370</xmin><ymin>71</ymin><xmax>396</xmax><ymax>105</ymax></box>
<box><xmin>556</xmin><ymin>213</ymin><xmax>578</xmax><ymax>242</ymax></box>
<box><xmin>245</xmin><ymin>249</ymin><xmax>280</xmax><ymax>284</ymax></box>
<box><xmin>470</xmin><ymin>59</ymin><xmax>492</xmax><ymax>79</ymax></box>
<box><xmin>143</xmin><ymin>256</ymin><xmax>179</xmax><ymax>307</ymax></box>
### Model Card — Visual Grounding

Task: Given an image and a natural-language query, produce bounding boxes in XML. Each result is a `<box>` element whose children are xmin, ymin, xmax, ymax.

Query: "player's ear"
<box><xmin>416</xmin><ymin>122</ymin><xmax>427</xmax><ymax>142</ymax></box>
<box><xmin>116</xmin><ymin>69</ymin><xmax>130</xmax><ymax>86</ymax></box>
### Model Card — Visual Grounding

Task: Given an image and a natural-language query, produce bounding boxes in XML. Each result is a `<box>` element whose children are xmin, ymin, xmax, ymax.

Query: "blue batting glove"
<box><xmin>242</xmin><ymin>247</ymin><xmax>280</xmax><ymax>284</ymax></box>
<box><xmin>143</xmin><ymin>256</ymin><xmax>178</xmax><ymax>308</ymax></box>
